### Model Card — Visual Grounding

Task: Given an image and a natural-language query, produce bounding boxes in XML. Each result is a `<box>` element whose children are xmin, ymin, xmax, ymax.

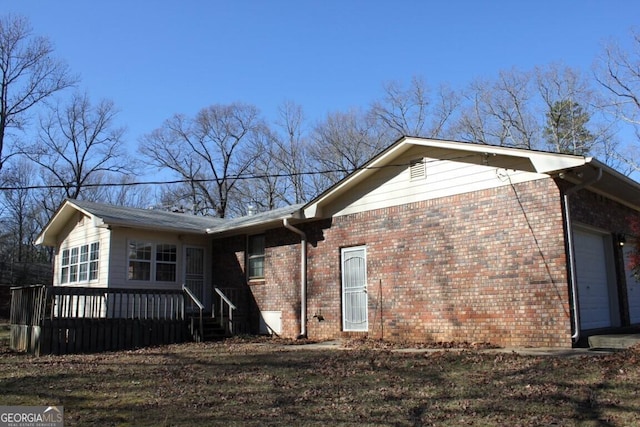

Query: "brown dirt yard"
<box><xmin>0</xmin><ymin>338</ymin><xmax>639</xmax><ymax>427</ymax></box>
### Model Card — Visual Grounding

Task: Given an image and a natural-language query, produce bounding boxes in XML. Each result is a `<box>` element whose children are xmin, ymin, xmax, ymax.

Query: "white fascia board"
<box><xmin>34</xmin><ymin>201</ymin><xmax>77</xmax><ymax>246</ymax></box>
<box><xmin>302</xmin><ymin>137</ymin><xmax>588</xmax><ymax>219</ymax></box>
<box><xmin>528</xmin><ymin>154</ymin><xmax>589</xmax><ymax>173</ymax></box>
<box><xmin>408</xmin><ymin>138</ymin><xmax>588</xmax><ymax>173</ymax></box>
<box><xmin>303</xmin><ymin>138</ymin><xmax>413</xmax><ymax>219</ymax></box>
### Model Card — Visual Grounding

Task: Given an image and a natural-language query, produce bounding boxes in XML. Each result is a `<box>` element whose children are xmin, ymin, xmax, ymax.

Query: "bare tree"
<box><xmin>453</xmin><ymin>69</ymin><xmax>539</xmax><ymax>148</ymax></box>
<box><xmin>369</xmin><ymin>76</ymin><xmax>429</xmax><ymax>138</ymax></box>
<box><xmin>272</xmin><ymin>101</ymin><xmax>314</xmax><ymax>204</ymax></box>
<box><xmin>0</xmin><ymin>159</ymin><xmax>45</xmax><ymax>263</ymax></box>
<box><xmin>93</xmin><ymin>175</ymin><xmax>153</xmax><ymax>208</ymax></box>
<box><xmin>0</xmin><ymin>15</ymin><xmax>77</xmax><ymax>171</ymax></box>
<box><xmin>595</xmin><ymin>29</ymin><xmax>640</xmax><ymax>172</ymax></box>
<box><xmin>21</xmin><ymin>92</ymin><xmax>131</xmax><ymax>207</ymax></box>
<box><xmin>231</xmin><ymin>128</ymin><xmax>285</xmax><ymax>215</ymax></box>
<box><xmin>369</xmin><ymin>76</ymin><xmax>461</xmax><ymax>140</ymax></box>
<box><xmin>310</xmin><ymin>108</ymin><xmax>386</xmax><ymax>193</ymax></box>
<box><xmin>139</xmin><ymin>102</ymin><xmax>266</xmax><ymax>218</ymax></box>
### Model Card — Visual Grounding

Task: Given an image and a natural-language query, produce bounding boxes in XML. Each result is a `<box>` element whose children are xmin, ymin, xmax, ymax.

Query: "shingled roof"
<box><xmin>35</xmin><ymin>199</ymin><xmax>305</xmax><ymax>246</ymax></box>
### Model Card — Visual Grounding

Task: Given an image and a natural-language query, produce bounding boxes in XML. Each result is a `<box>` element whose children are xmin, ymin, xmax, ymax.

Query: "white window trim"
<box><xmin>60</xmin><ymin>241</ymin><xmax>100</xmax><ymax>285</ymax></box>
<box><xmin>247</xmin><ymin>234</ymin><xmax>266</xmax><ymax>280</ymax></box>
<box><xmin>127</xmin><ymin>240</ymin><xmax>178</xmax><ymax>283</ymax></box>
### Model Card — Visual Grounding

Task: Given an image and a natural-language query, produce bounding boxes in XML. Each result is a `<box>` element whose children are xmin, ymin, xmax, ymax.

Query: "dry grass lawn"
<box><xmin>1</xmin><ymin>338</ymin><xmax>639</xmax><ymax>426</ymax></box>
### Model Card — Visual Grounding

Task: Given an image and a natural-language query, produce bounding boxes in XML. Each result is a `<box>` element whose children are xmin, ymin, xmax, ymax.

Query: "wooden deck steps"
<box><xmin>189</xmin><ymin>315</ymin><xmax>231</xmax><ymax>342</ymax></box>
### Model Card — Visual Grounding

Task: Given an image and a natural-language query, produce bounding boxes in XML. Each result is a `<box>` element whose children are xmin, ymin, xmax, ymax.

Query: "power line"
<box><xmin>0</xmin><ymin>154</ymin><xmax>479</xmax><ymax>192</ymax></box>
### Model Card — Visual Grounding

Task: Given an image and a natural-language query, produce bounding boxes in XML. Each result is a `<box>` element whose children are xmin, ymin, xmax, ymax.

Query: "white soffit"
<box><xmin>406</xmin><ymin>137</ymin><xmax>588</xmax><ymax>173</ymax></box>
<box><xmin>35</xmin><ymin>201</ymin><xmax>82</xmax><ymax>246</ymax></box>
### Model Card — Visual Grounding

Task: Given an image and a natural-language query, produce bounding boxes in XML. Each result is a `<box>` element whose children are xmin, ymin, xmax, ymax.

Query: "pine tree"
<box><xmin>543</xmin><ymin>100</ymin><xmax>594</xmax><ymax>155</ymax></box>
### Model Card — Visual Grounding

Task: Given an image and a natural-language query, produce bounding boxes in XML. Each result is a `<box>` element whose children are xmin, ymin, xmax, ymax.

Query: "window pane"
<box><xmin>128</xmin><ymin>261</ymin><xmax>151</xmax><ymax>281</ymax></box>
<box><xmin>249</xmin><ymin>235</ymin><xmax>265</xmax><ymax>256</ymax></box>
<box><xmin>60</xmin><ymin>267</ymin><xmax>69</xmax><ymax>284</ymax></box>
<box><xmin>80</xmin><ymin>245</ymin><xmax>89</xmax><ymax>263</ymax></box>
<box><xmin>70</xmin><ymin>247</ymin><xmax>79</xmax><ymax>264</ymax></box>
<box><xmin>248</xmin><ymin>257</ymin><xmax>264</xmax><ymax>278</ymax></box>
<box><xmin>61</xmin><ymin>249</ymin><xmax>70</xmax><ymax>266</ymax></box>
<box><xmin>89</xmin><ymin>261</ymin><xmax>99</xmax><ymax>280</ymax></box>
<box><xmin>90</xmin><ymin>242</ymin><xmax>100</xmax><ymax>260</ymax></box>
<box><xmin>70</xmin><ymin>265</ymin><xmax>78</xmax><ymax>282</ymax></box>
<box><xmin>129</xmin><ymin>242</ymin><xmax>152</xmax><ymax>260</ymax></box>
<box><xmin>248</xmin><ymin>234</ymin><xmax>265</xmax><ymax>279</ymax></box>
<box><xmin>79</xmin><ymin>263</ymin><xmax>88</xmax><ymax>281</ymax></box>
<box><xmin>156</xmin><ymin>263</ymin><xmax>176</xmax><ymax>282</ymax></box>
<box><xmin>156</xmin><ymin>244</ymin><xmax>177</xmax><ymax>262</ymax></box>
<box><xmin>128</xmin><ymin>241</ymin><xmax>151</xmax><ymax>281</ymax></box>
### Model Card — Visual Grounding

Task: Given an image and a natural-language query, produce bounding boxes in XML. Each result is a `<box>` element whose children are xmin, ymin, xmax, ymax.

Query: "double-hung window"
<box><xmin>60</xmin><ymin>242</ymin><xmax>100</xmax><ymax>284</ymax></box>
<box><xmin>247</xmin><ymin>234</ymin><xmax>265</xmax><ymax>280</ymax></box>
<box><xmin>128</xmin><ymin>241</ymin><xmax>177</xmax><ymax>282</ymax></box>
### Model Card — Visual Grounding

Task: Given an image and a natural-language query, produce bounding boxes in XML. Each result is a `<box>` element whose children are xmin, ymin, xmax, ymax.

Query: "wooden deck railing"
<box><xmin>214</xmin><ymin>287</ymin><xmax>237</xmax><ymax>335</ymax></box>
<box><xmin>182</xmin><ymin>284</ymin><xmax>204</xmax><ymax>341</ymax></box>
<box><xmin>10</xmin><ymin>285</ymin><xmax>191</xmax><ymax>355</ymax></box>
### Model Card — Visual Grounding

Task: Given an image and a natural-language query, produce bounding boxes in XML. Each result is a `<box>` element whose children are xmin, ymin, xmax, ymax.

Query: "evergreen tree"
<box><xmin>544</xmin><ymin>100</ymin><xmax>594</xmax><ymax>155</ymax></box>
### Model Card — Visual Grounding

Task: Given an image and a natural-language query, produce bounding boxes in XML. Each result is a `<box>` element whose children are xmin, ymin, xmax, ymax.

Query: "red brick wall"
<box><xmin>567</xmin><ymin>185</ymin><xmax>638</xmax><ymax>327</ymax></box>
<box><xmin>304</xmin><ymin>178</ymin><xmax>573</xmax><ymax>348</ymax></box>
<box><xmin>569</xmin><ymin>188</ymin><xmax>636</xmax><ymax>234</ymax></box>
<box><xmin>216</xmin><ymin>178</ymin><xmax>636</xmax><ymax>347</ymax></box>
<box><xmin>212</xmin><ymin>176</ymin><xmax>638</xmax><ymax>347</ymax></box>
<box><xmin>212</xmin><ymin>230</ymin><xmax>303</xmax><ymax>336</ymax></box>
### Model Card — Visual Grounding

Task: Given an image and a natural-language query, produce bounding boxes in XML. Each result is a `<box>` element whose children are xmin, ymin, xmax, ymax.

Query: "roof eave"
<box><xmin>206</xmin><ymin>209</ymin><xmax>304</xmax><ymax>236</ymax></box>
<box><xmin>302</xmin><ymin>137</ymin><xmax>590</xmax><ymax>219</ymax></box>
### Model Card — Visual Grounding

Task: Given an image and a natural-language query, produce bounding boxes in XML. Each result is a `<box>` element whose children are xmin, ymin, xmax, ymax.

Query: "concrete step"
<box><xmin>588</xmin><ymin>334</ymin><xmax>640</xmax><ymax>349</ymax></box>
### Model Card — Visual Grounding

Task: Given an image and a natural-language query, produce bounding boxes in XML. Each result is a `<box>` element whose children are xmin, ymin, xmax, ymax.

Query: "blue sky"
<box><xmin>2</xmin><ymin>1</ymin><xmax>639</xmax><ymax>148</ymax></box>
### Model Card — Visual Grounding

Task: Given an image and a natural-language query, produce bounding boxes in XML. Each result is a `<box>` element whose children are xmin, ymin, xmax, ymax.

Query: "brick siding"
<box><xmin>212</xmin><ymin>177</ymin><xmax>636</xmax><ymax>348</ymax></box>
<box><xmin>304</xmin><ymin>178</ymin><xmax>572</xmax><ymax>348</ymax></box>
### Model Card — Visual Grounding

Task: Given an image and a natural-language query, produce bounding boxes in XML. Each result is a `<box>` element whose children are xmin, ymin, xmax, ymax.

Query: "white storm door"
<box><xmin>342</xmin><ymin>246</ymin><xmax>368</xmax><ymax>331</ymax></box>
<box><xmin>623</xmin><ymin>243</ymin><xmax>640</xmax><ymax>324</ymax></box>
<box><xmin>573</xmin><ymin>229</ymin><xmax>613</xmax><ymax>330</ymax></box>
<box><xmin>184</xmin><ymin>246</ymin><xmax>206</xmax><ymax>306</ymax></box>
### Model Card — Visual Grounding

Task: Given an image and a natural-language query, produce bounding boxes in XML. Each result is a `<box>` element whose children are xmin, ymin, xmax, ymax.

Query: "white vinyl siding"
<box><xmin>332</xmin><ymin>148</ymin><xmax>548</xmax><ymax>217</ymax></box>
<box><xmin>108</xmin><ymin>229</ymin><xmax>210</xmax><ymax>290</ymax></box>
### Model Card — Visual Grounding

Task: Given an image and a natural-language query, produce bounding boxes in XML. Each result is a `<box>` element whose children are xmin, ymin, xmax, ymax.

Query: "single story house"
<box><xmin>36</xmin><ymin>137</ymin><xmax>640</xmax><ymax>348</ymax></box>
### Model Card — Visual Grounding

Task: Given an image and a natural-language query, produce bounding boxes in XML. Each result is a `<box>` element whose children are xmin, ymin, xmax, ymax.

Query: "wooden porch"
<box><xmin>9</xmin><ymin>284</ymin><xmax>247</xmax><ymax>355</ymax></box>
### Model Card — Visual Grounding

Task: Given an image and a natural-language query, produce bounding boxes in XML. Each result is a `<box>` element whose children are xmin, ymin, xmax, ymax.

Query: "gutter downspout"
<box><xmin>563</xmin><ymin>166</ymin><xmax>602</xmax><ymax>343</ymax></box>
<box><xmin>284</xmin><ymin>218</ymin><xmax>307</xmax><ymax>339</ymax></box>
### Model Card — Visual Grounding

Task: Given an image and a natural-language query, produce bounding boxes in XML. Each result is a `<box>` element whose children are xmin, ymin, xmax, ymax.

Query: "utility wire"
<box><xmin>0</xmin><ymin>154</ymin><xmax>480</xmax><ymax>192</ymax></box>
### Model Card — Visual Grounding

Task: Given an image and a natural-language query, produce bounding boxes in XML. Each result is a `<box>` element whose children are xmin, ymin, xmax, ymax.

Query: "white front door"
<box><xmin>573</xmin><ymin>228</ymin><xmax>615</xmax><ymax>330</ymax></box>
<box><xmin>342</xmin><ymin>246</ymin><xmax>368</xmax><ymax>332</ymax></box>
<box><xmin>184</xmin><ymin>246</ymin><xmax>207</xmax><ymax>307</ymax></box>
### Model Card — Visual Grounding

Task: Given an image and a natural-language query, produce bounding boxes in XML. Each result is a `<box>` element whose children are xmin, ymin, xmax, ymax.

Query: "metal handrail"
<box><xmin>214</xmin><ymin>287</ymin><xmax>236</xmax><ymax>335</ymax></box>
<box><xmin>182</xmin><ymin>285</ymin><xmax>204</xmax><ymax>341</ymax></box>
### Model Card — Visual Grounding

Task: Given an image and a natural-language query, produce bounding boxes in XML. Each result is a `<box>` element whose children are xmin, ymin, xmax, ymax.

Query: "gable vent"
<box><xmin>409</xmin><ymin>158</ymin><xmax>426</xmax><ymax>180</ymax></box>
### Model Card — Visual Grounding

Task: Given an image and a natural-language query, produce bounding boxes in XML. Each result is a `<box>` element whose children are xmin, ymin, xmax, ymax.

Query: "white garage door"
<box><xmin>573</xmin><ymin>228</ymin><xmax>613</xmax><ymax>330</ymax></box>
<box><xmin>623</xmin><ymin>244</ymin><xmax>640</xmax><ymax>325</ymax></box>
